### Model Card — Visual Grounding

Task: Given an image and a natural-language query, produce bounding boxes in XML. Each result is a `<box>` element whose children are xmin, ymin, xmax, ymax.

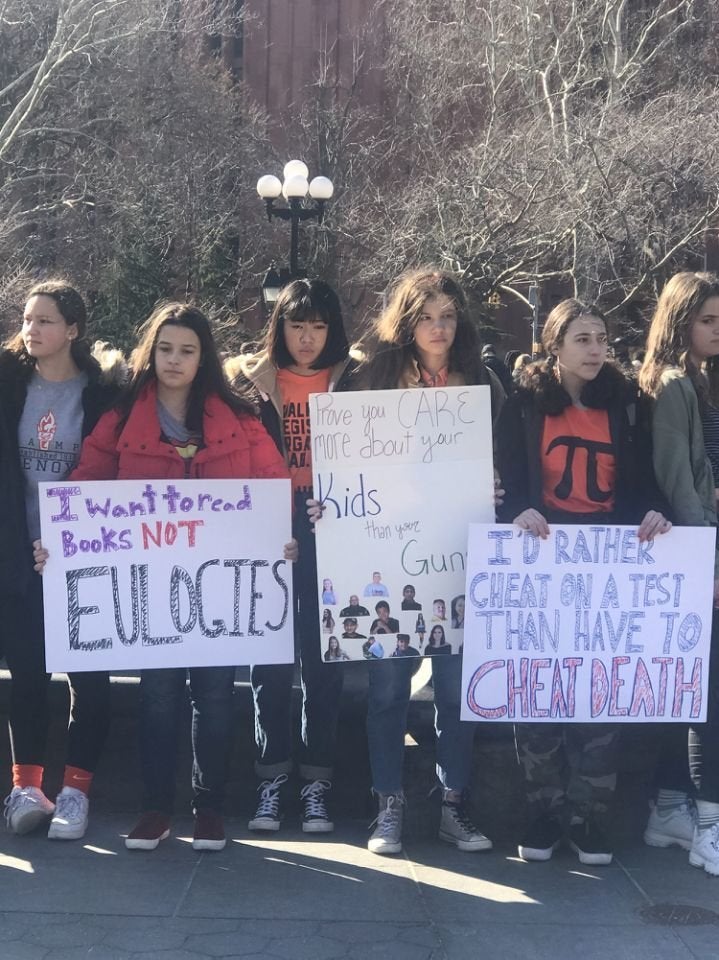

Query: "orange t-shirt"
<box><xmin>276</xmin><ymin>367</ymin><xmax>331</xmax><ymax>499</ymax></box>
<box><xmin>541</xmin><ymin>406</ymin><xmax>616</xmax><ymax>514</ymax></box>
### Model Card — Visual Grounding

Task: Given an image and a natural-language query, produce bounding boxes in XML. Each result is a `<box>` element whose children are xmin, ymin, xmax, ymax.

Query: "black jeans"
<box><xmin>688</xmin><ymin>617</ymin><xmax>719</xmax><ymax>802</ymax></box>
<box><xmin>138</xmin><ymin>666</ymin><xmax>235</xmax><ymax>814</ymax></box>
<box><xmin>2</xmin><ymin>574</ymin><xmax>110</xmax><ymax>773</ymax></box>
<box><xmin>653</xmin><ymin>616</ymin><xmax>719</xmax><ymax>802</ymax></box>
<box><xmin>250</xmin><ymin>512</ymin><xmax>344</xmax><ymax>780</ymax></box>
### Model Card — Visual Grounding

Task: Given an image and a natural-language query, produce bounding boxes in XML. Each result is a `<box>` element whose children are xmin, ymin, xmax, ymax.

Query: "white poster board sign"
<box><xmin>310</xmin><ymin>386</ymin><xmax>494</xmax><ymax>661</ymax></box>
<box><xmin>461</xmin><ymin>524</ymin><xmax>715</xmax><ymax>722</ymax></box>
<box><xmin>39</xmin><ymin>478</ymin><xmax>294</xmax><ymax>672</ymax></box>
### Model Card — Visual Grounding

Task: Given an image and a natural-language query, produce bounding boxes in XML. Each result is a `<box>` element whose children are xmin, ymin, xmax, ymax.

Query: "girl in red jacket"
<box><xmin>66</xmin><ymin>302</ymin><xmax>292</xmax><ymax>851</ymax></box>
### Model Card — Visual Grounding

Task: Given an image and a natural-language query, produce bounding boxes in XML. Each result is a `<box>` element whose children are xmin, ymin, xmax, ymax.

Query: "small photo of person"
<box><xmin>363</xmin><ymin>635</ymin><xmax>385</xmax><ymax>659</ymax></box>
<box><xmin>339</xmin><ymin>594</ymin><xmax>370</xmax><ymax>617</ymax></box>
<box><xmin>363</xmin><ymin>571</ymin><xmax>389</xmax><ymax>598</ymax></box>
<box><xmin>431</xmin><ymin>598</ymin><xmax>447</xmax><ymax>622</ymax></box>
<box><xmin>324</xmin><ymin>636</ymin><xmax>350</xmax><ymax>662</ymax></box>
<box><xmin>415</xmin><ymin>613</ymin><xmax>427</xmax><ymax>647</ymax></box>
<box><xmin>369</xmin><ymin>600</ymin><xmax>400</xmax><ymax>635</ymax></box>
<box><xmin>322</xmin><ymin>609</ymin><xmax>336</xmax><ymax>634</ymax></box>
<box><xmin>426</xmin><ymin>624</ymin><xmax>452</xmax><ymax>655</ymax></box>
<box><xmin>451</xmin><ymin>594</ymin><xmax>465</xmax><ymax>629</ymax></box>
<box><xmin>391</xmin><ymin>633</ymin><xmax>420</xmax><ymax>658</ymax></box>
<box><xmin>400</xmin><ymin>584</ymin><xmax>422</xmax><ymax>611</ymax></box>
<box><xmin>321</xmin><ymin>578</ymin><xmax>337</xmax><ymax>605</ymax></box>
<box><xmin>342</xmin><ymin>617</ymin><xmax>366</xmax><ymax>640</ymax></box>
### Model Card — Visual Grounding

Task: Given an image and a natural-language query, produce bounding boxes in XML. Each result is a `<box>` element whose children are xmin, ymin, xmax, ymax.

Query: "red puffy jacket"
<box><xmin>71</xmin><ymin>382</ymin><xmax>289</xmax><ymax>482</ymax></box>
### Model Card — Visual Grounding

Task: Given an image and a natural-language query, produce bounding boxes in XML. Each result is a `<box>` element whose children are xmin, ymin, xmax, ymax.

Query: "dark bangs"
<box><xmin>266</xmin><ymin>279</ymin><xmax>349</xmax><ymax>370</ymax></box>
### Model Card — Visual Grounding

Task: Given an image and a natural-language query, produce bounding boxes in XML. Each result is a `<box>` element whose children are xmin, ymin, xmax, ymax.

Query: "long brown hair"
<box><xmin>118</xmin><ymin>302</ymin><xmax>253</xmax><ymax>431</ymax></box>
<box><xmin>354</xmin><ymin>268</ymin><xmax>488</xmax><ymax>389</ymax></box>
<box><xmin>639</xmin><ymin>271</ymin><xmax>719</xmax><ymax>405</ymax></box>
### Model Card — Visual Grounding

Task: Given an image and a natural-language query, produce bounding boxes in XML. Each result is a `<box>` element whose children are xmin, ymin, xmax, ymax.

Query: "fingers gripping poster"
<box><xmin>39</xmin><ymin>478</ymin><xmax>294</xmax><ymax>672</ymax></box>
<box><xmin>310</xmin><ymin>386</ymin><xmax>495</xmax><ymax>661</ymax></box>
<box><xmin>461</xmin><ymin>524</ymin><xmax>715</xmax><ymax>722</ymax></box>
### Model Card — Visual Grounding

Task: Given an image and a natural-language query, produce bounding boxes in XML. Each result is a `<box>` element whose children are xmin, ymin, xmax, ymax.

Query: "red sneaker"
<box><xmin>192</xmin><ymin>809</ymin><xmax>226</xmax><ymax>851</ymax></box>
<box><xmin>125</xmin><ymin>811</ymin><xmax>171</xmax><ymax>850</ymax></box>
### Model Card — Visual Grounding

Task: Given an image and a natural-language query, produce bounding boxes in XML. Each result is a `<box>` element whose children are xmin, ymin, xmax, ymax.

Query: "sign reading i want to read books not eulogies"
<box><xmin>460</xmin><ymin>524</ymin><xmax>715</xmax><ymax>723</ymax></box>
<box><xmin>39</xmin><ymin>479</ymin><xmax>294</xmax><ymax>672</ymax></box>
<box><xmin>310</xmin><ymin>386</ymin><xmax>495</xmax><ymax>661</ymax></box>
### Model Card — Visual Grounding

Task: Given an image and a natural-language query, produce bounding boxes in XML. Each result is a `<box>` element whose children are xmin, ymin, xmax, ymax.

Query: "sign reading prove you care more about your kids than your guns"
<box><xmin>310</xmin><ymin>385</ymin><xmax>494</xmax><ymax>661</ymax></box>
<box><xmin>39</xmin><ymin>478</ymin><xmax>294</xmax><ymax>672</ymax></box>
<box><xmin>461</xmin><ymin>524</ymin><xmax>715</xmax><ymax>723</ymax></box>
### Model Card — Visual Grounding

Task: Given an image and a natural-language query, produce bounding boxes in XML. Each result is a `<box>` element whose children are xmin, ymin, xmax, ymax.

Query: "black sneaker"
<box><xmin>518</xmin><ymin>814</ymin><xmax>563</xmax><ymax>861</ymax></box>
<box><xmin>568</xmin><ymin>820</ymin><xmax>613</xmax><ymax>866</ymax></box>
<box><xmin>248</xmin><ymin>774</ymin><xmax>288</xmax><ymax>831</ymax></box>
<box><xmin>300</xmin><ymin>779</ymin><xmax>334</xmax><ymax>833</ymax></box>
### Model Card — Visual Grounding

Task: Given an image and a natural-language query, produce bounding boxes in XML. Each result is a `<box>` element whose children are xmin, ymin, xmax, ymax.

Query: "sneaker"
<box><xmin>689</xmin><ymin>824</ymin><xmax>719</xmax><ymax>876</ymax></box>
<box><xmin>300</xmin><ymin>779</ymin><xmax>334</xmax><ymax>833</ymax></box>
<box><xmin>439</xmin><ymin>798</ymin><xmax>492</xmax><ymax>852</ymax></box>
<box><xmin>368</xmin><ymin>794</ymin><xmax>404</xmax><ymax>855</ymax></box>
<box><xmin>568</xmin><ymin>819</ymin><xmax>613</xmax><ymax>866</ymax></box>
<box><xmin>47</xmin><ymin>787</ymin><xmax>88</xmax><ymax>840</ymax></box>
<box><xmin>644</xmin><ymin>800</ymin><xmax>695</xmax><ymax>851</ymax></box>
<box><xmin>192</xmin><ymin>809</ymin><xmax>226</xmax><ymax>851</ymax></box>
<box><xmin>248</xmin><ymin>774</ymin><xmax>288</xmax><ymax>831</ymax></box>
<box><xmin>518</xmin><ymin>814</ymin><xmax>563</xmax><ymax>861</ymax></box>
<box><xmin>4</xmin><ymin>786</ymin><xmax>55</xmax><ymax>835</ymax></box>
<box><xmin>125</xmin><ymin>811</ymin><xmax>171</xmax><ymax>850</ymax></box>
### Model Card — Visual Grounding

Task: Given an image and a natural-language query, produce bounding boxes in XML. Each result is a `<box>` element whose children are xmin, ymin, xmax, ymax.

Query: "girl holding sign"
<box><xmin>347</xmin><ymin>267</ymin><xmax>505</xmax><ymax>856</ymax></box>
<box><xmin>1</xmin><ymin>281</ymin><xmax>119</xmax><ymax>840</ymax></box>
<box><xmin>497</xmin><ymin>298</ymin><xmax>670</xmax><ymax>866</ymax></box>
<box><xmin>639</xmin><ymin>271</ymin><xmax>719</xmax><ymax>876</ymax></box>
<box><xmin>227</xmin><ymin>278</ymin><xmax>351</xmax><ymax>834</ymax></box>
<box><xmin>53</xmin><ymin>302</ymin><xmax>291</xmax><ymax>851</ymax></box>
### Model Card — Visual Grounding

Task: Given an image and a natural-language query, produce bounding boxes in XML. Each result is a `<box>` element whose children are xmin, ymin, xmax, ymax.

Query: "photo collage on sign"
<box><xmin>319</xmin><ymin>571</ymin><xmax>466</xmax><ymax>661</ymax></box>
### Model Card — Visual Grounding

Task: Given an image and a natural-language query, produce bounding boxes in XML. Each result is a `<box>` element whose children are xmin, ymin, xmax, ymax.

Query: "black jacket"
<box><xmin>0</xmin><ymin>351</ymin><xmax>119</xmax><ymax>597</ymax></box>
<box><xmin>496</xmin><ymin>362</ymin><xmax>665</xmax><ymax>525</ymax></box>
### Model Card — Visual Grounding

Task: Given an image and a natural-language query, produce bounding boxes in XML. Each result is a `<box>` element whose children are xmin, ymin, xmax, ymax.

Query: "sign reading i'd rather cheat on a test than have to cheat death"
<box><xmin>461</xmin><ymin>524</ymin><xmax>715</xmax><ymax>723</ymax></box>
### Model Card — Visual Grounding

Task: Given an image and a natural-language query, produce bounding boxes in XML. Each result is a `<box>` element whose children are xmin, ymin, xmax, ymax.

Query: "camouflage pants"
<box><xmin>515</xmin><ymin>723</ymin><xmax>619</xmax><ymax>821</ymax></box>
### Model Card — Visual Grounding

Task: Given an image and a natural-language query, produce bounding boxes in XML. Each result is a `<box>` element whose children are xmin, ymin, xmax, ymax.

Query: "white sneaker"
<box><xmin>368</xmin><ymin>794</ymin><xmax>404</xmax><ymax>855</ymax></box>
<box><xmin>643</xmin><ymin>801</ymin><xmax>695</xmax><ymax>851</ymax></box>
<box><xmin>48</xmin><ymin>787</ymin><xmax>89</xmax><ymax>840</ymax></box>
<box><xmin>689</xmin><ymin>823</ymin><xmax>719</xmax><ymax>876</ymax></box>
<box><xmin>4</xmin><ymin>786</ymin><xmax>55</xmax><ymax>835</ymax></box>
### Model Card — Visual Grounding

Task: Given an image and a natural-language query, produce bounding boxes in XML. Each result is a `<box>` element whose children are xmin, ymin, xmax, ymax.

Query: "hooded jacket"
<box><xmin>70</xmin><ymin>381</ymin><xmax>288</xmax><ymax>483</ymax></box>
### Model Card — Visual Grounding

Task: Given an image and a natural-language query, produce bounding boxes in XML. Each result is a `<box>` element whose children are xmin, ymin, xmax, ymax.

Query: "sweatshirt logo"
<box><xmin>37</xmin><ymin>411</ymin><xmax>57</xmax><ymax>451</ymax></box>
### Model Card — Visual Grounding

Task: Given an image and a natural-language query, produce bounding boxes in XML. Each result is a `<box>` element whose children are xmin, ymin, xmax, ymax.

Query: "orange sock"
<box><xmin>12</xmin><ymin>764</ymin><xmax>44</xmax><ymax>790</ymax></box>
<box><xmin>62</xmin><ymin>766</ymin><xmax>93</xmax><ymax>796</ymax></box>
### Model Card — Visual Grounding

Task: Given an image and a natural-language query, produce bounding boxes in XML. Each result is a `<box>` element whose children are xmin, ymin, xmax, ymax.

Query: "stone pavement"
<box><xmin>0</xmin><ymin>669</ymin><xmax>718</xmax><ymax>958</ymax></box>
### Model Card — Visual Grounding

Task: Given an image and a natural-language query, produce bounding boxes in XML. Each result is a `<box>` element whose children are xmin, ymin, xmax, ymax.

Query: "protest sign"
<box><xmin>39</xmin><ymin>478</ymin><xmax>294</xmax><ymax>672</ymax></box>
<box><xmin>310</xmin><ymin>386</ymin><xmax>495</xmax><ymax>661</ymax></box>
<box><xmin>461</xmin><ymin>523</ymin><xmax>715</xmax><ymax>722</ymax></box>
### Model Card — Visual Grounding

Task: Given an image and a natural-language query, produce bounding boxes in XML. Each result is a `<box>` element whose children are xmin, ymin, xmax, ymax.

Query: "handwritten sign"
<box><xmin>461</xmin><ymin>524</ymin><xmax>715</xmax><ymax>722</ymax></box>
<box><xmin>39</xmin><ymin>479</ymin><xmax>294</xmax><ymax>672</ymax></box>
<box><xmin>310</xmin><ymin>386</ymin><xmax>495</xmax><ymax>661</ymax></box>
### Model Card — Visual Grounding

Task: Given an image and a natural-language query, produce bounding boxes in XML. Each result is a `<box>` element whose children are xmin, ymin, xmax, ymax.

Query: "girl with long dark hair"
<box><xmin>498</xmin><ymin>298</ymin><xmax>669</xmax><ymax>866</ymax></box>
<box><xmin>54</xmin><ymin>302</ymin><xmax>291</xmax><ymax>852</ymax></box>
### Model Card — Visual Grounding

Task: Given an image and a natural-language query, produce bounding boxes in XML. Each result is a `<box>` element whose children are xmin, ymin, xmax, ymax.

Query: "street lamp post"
<box><xmin>256</xmin><ymin>160</ymin><xmax>334</xmax><ymax>306</ymax></box>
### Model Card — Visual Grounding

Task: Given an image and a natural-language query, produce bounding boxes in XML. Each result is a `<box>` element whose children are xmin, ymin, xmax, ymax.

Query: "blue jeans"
<box><xmin>366</xmin><ymin>653</ymin><xmax>475</xmax><ymax>795</ymax></box>
<box><xmin>250</xmin><ymin>516</ymin><xmax>343</xmax><ymax>780</ymax></box>
<box><xmin>138</xmin><ymin>666</ymin><xmax>235</xmax><ymax>814</ymax></box>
